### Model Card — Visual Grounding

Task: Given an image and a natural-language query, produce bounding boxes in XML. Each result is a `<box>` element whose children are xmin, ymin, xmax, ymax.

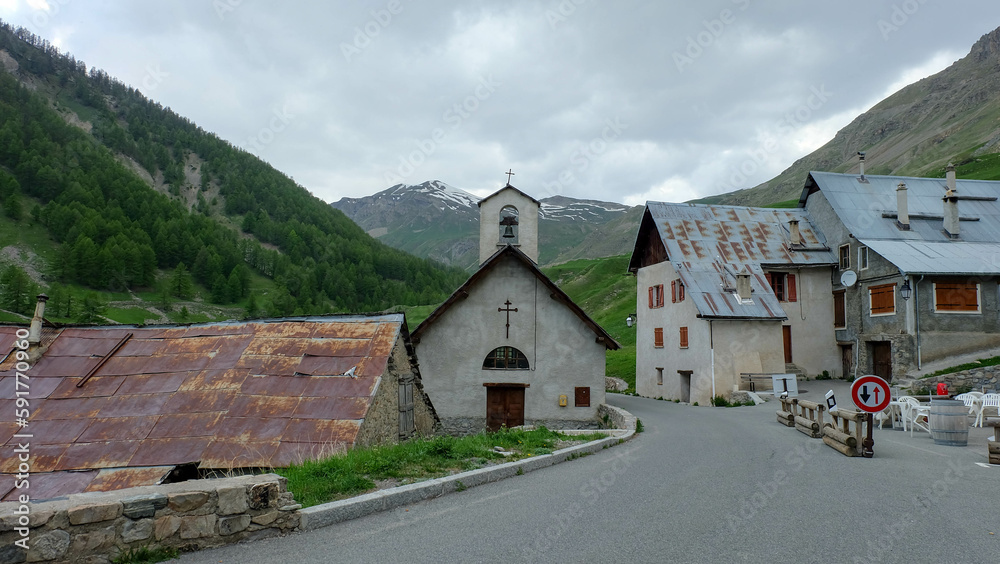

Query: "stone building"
<box><xmin>801</xmin><ymin>166</ymin><xmax>1000</xmax><ymax>380</ymax></box>
<box><xmin>627</xmin><ymin>203</ymin><xmax>839</xmax><ymax>404</ymax></box>
<box><xmin>0</xmin><ymin>312</ymin><xmax>436</xmax><ymax>501</ymax></box>
<box><xmin>412</xmin><ymin>184</ymin><xmax>619</xmax><ymax>433</ymax></box>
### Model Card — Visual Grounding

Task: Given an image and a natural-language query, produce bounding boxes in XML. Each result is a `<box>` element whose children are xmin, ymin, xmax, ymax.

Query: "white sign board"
<box><xmin>771</xmin><ymin>374</ymin><xmax>798</xmax><ymax>397</ymax></box>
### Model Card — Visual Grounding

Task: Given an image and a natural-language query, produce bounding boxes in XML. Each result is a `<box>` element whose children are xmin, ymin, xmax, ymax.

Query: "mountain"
<box><xmin>0</xmin><ymin>21</ymin><xmax>466</xmax><ymax>322</ymax></box>
<box><xmin>702</xmin><ymin>25</ymin><xmax>1000</xmax><ymax>207</ymax></box>
<box><xmin>332</xmin><ymin>181</ymin><xmax>643</xmax><ymax>270</ymax></box>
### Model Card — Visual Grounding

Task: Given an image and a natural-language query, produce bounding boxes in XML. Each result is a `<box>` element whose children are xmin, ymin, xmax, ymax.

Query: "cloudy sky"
<box><xmin>0</xmin><ymin>1</ymin><xmax>997</xmax><ymax>206</ymax></box>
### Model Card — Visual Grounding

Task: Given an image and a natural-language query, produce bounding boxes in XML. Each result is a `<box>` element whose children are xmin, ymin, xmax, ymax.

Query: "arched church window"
<box><xmin>499</xmin><ymin>205</ymin><xmax>519</xmax><ymax>245</ymax></box>
<box><xmin>482</xmin><ymin>346</ymin><xmax>529</xmax><ymax>370</ymax></box>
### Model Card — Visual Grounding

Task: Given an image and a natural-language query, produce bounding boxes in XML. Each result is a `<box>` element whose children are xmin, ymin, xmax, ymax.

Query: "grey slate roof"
<box><xmin>638</xmin><ymin>203</ymin><xmax>837</xmax><ymax>320</ymax></box>
<box><xmin>803</xmin><ymin>171</ymin><xmax>1000</xmax><ymax>275</ymax></box>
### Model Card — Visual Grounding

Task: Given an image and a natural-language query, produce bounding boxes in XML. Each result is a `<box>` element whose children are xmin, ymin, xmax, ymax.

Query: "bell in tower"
<box><xmin>499</xmin><ymin>206</ymin><xmax>519</xmax><ymax>245</ymax></box>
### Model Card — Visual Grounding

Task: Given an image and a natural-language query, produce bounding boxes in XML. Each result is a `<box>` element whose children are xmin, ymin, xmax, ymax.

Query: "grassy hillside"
<box><xmin>405</xmin><ymin>254</ymin><xmax>638</xmax><ymax>390</ymax></box>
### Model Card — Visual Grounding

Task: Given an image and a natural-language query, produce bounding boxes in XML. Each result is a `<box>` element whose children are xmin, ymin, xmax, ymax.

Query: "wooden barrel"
<box><xmin>930</xmin><ymin>399</ymin><xmax>969</xmax><ymax>446</ymax></box>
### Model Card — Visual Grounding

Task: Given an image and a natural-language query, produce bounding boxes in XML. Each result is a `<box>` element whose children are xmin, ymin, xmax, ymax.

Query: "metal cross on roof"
<box><xmin>505</xmin><ymin>169</ymin><xmax>515</xmax><ymax>185</ymax></box>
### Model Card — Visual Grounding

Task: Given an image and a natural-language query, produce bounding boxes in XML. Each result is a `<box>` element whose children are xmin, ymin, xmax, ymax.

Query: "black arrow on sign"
<box><xmin>860</xmin><ymin>385</ymin><xmax>871</xmax><ymax>403</ymax></box>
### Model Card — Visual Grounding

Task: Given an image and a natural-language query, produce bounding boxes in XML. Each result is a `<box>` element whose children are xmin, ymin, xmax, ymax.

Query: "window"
<box><xmin>833</xmin><ymin>290</ymin><xmax>846</xmax><ymax>328</ymax></box>
<box><xmin>934</xmin><ymin>282</ymin><xmax>980</xmax><ymax>313</ymax></box>
<box><xmin>671</xmin><ymin>279</ymin><xmax>685</xmax><ymax>303</ymax></box>
<box><xmin>679</xmin><ymin>327</ymin><xmax>689</xmax><ymax>348</ymax></box>
<box><xmin>869</xmin><ymin>283</ymin><xmax>896</xmax><ymax>316</ymax></box>
<box><xmin>648</xmin><ymin>284</ymin><xmax>664</xmax><ymax>308</ymax></box>
<box><xmin>766</xmin><ymin>273</ymin><xmax>797</xmax><ymax>302</ymax></box>
<box><xmin>839</xmin><ymin>245</ymin><xmax>851</xmax><ymax>270</ymax></box>
<box><xmin>498</xmin><ymin>205</ymin><xmax>519</xmax><ymax>244</ymax></box>
<box><xmin>654</xmin><ymin>327</ymin><xmax>664</xmax><ymax>348</ymax></box>
<box><xmin>483</xmin><ymin>346</ymin><xmax>529</xmax><ymax>369</ymax></box>
<box><xmin>859</xmin><ymin>246</ymin><xmax>869</xmax><ymax>270</ymax></box>
<box><xmin>656</xmin><ymin>367</ymin><xmax>663</xmax><ymax>385</ymax></box>
<box><xmin>575</xmin><ymin>387</ymin><xmax>591</xmax><ymax>407</ymax></box>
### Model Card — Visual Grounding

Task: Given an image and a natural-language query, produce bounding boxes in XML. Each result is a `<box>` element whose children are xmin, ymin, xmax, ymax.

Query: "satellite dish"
<box><xmin>840</xmin><ymin>270</ymin><xmax>858</xmax><ymax>287</ymax></box>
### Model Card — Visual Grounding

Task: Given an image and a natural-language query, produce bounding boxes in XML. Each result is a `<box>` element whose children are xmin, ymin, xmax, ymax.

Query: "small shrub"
<box><xmin>516</xmin><ymin>466</ymin><xmax>524</xmax><ymax>475</ymax></box>
<box><xmin>816</xmin><ymin>370</ymin><xmax>831</xmax><ymax>380</ymax></box>
<box><xmin>673</xmin><ymin>399</ymin><xmax>680</xmax><ymax>403</ymax></box>
<box><xmin>711</xmin><ymin>395</ymin><xmax>730</xmax><ymax>407</ymax></box>
<box><xmin>693</xmin><ymin>402</ymin><xmax>699</xmax><ymax>406</ymax></box>
<box><xmin>455</xmin><ymin>480</ymin><xmax>466</xmax><ymax>492</ymax></box>
<box><xmin>635</xmin><ymin>419</ymin><xmax>644</xmax><ymax>433</ymax></box>
<box><xmin>112</xmin><ymin>546</ymin><xmax>179</xmax><ymax>564</ymax></box>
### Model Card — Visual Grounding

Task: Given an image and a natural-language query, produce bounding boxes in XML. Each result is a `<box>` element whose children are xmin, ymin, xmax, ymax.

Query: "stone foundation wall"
<box><xmin>598</xmin><ymin>404</ymin><xmax>638</xmax><ymax>431</ymax></box>
<box><xmin>0</xmin><ymin>474</ymin><xmax>299</xmax><ymax>564</ymax></box>
<box><xmin>439</xmin><ymin>417</ymin><xmax>600</xmax><ymax>435</ymax></box>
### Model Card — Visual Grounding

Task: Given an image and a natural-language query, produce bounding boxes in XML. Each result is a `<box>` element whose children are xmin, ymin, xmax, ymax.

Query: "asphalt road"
<box><xmin>179</xmin><ymin>392</ymin><xmax>1000</xmax><ymax>563</ymax></box>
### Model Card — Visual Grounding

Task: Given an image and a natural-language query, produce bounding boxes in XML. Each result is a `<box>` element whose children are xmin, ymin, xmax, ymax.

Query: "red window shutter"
<box><xmin>671</xmin><ymin>280</ymin><xmax>677</xmax><ymax>303</ymax></box>
<box><xmin>648</xmin><ymin>286</ymin><xmax>654</xmax><ymax>308</ymax></box>
<box><xmin>765</xmin><ymin>272</ymin><xmax>772</xmax><ymax>286</ymax></box>
<box><xmin>678</xmin><ymin>279</ymin><xmax>685</xmax><ymax>302</ymax></box>
<box><xmin>679</xmin><ymin>327</ymin><xmax>688</xmax><ymax>348</ymax></box>
<box><xmin>654</xmin><ymin>328</ymin><xmax>664</xmax><ymax>348</ymax></box>
<box><xmin>787</xmin><ymin>274</ymin><xmax>797</xmax><ymax>302</ymax></box>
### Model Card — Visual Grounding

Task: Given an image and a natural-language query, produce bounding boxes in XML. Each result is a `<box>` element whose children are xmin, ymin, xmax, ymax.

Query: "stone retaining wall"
<box><xmin>598</xmin><ymin>404</ymin><xmax>638</xmax><ymax>431</ymax></box>
<box><xmin>905</xmin><ymin>365</ymin><xmax>1000</xmax><ymax>393</ymax></box>
<box><xmin>0</xmin><ymin>474</ymin><xmax>299</xmax><ymax>564</ymax></box>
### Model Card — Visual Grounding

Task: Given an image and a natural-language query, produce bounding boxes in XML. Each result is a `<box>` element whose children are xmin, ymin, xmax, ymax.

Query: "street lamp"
<box><xmin>900</xmin><ymin>280</ymin><xmax>912</xmax><ymax>301</ymax></box>
<box><xmin>626</xmin><ymin>313</ymin><xmax>637</xmax><ymax>328</ymax></box>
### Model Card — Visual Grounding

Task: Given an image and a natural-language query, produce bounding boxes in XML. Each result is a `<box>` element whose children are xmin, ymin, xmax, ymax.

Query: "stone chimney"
<box><xmin>28</xmin><ymin>293</ymin><xmax>48</xmax><ymax>345</ymax></box>
<box><xmin>736</xmin><ymin>268</ymin><xmax>752</xmax><ymax>301</ymax></box>
<box><xmin>858</xmin><ymin>151</ymin><xmax>866</xmax><ymax>181</ymax></box>
<box><xmin>943</xmin><ymin>164</ymin><xmax>959</xmax><ymax>239</ymax></box>
<box><xmin>896</xmin><ymin>182</ymin><xmax>910</xmax><ymax>230</ymax></box>
<box><xmin>789</xmin><ymin>219</ymin><xmax>801</xmax><ymax>245</ymax></box>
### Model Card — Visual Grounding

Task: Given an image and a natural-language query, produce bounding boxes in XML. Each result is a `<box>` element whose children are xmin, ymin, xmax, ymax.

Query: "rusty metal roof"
<box><xmin>633</xmin><ymin>202</ymin><xmax>837</xmax><ymax>319</ymax></box>
<box><xmin>0</xmin><ymin>314</ymin><xmax>407</xmax><ymax>500</ymax></box>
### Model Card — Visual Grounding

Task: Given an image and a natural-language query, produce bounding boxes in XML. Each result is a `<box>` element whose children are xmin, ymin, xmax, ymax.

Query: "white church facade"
<box><xmin>412</xmin><ymin>184</ymin><xmax>619</xmax><ymax>434</ymax></box>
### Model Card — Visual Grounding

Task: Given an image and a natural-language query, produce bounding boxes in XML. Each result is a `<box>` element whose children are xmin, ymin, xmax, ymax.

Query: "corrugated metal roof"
<box><xmin>807</xmin><ymin>171</ymin><xmax>1000</xmax><ymax>243</ymax></box>
<box><xmin>643</xmin><ymin>202</ymin><xmax>836</xmax><ymax>319</ymax></box>
<box><xmin>858</xmin><ymin>239</ymin><xmax>1000</xmax><ymax>275</ymax></box>
<box><xmin>806</xmin><ymin>172</ymin><xmax>1000</xmax><ymax>275</ymax></box>
<box><xmin>0</xmin><ymin>314</ymin><xmax>407</xmax><ymax>497</ymax></box>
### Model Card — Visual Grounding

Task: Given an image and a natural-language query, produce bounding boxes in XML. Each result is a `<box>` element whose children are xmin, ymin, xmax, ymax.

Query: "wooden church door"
<box><xmin>486</xmin><ymin>386</ymin><xmax>525</xmax><ymax>431</ymax></box>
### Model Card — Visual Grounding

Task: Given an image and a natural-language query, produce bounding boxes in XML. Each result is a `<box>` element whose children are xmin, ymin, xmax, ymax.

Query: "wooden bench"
<box><xmin>740</xmin><ymin>373</ymin><xmax>773</xmax><ymax>392</ymax></box>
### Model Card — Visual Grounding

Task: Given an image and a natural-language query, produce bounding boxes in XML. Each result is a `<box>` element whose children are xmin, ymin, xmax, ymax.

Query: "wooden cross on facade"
<box><xmin>498</xmin><ymin>299</ymin><xmax>518</xmax><ymax>338</ymax></box>
<box><xmin>504</xmin><ymin>169</ymin><xmax>515</xmax><ymax>185</ymax></box>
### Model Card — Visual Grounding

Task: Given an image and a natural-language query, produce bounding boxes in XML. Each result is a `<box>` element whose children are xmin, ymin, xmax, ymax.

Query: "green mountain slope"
<box><xmin>0</xmin><ymin>22</ymin><xmax>466</xmax><ymax>322</ymax></box>
<box><xmin>702</xmin><ymin>25</ymin><xmax>1000</xmax><ymax>207</ymax></box>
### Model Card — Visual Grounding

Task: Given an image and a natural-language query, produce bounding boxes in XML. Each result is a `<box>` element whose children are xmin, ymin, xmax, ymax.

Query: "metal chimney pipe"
<box><xmin>896</xmin><ymin>182</ymin><xmax>910</xmax><ymax>230</ymax></box>
<box><xmin>858</xmin><ymin>151</ymin><xmax>866</xmax><ymax>180</ymax></box>
<box><xmin>28</xmin><ymin>293</ymin><xmax>48</xmax><ymax>345</ymax></box>
<box><xmin>946</xmin><ymin>163</ymin><xmax>957</xmax><ymax>193</ymax></box>
<box><xmin>943</xmin><ymin>165</ymin><xmax>959</xmax><ymax>239</ymax></box>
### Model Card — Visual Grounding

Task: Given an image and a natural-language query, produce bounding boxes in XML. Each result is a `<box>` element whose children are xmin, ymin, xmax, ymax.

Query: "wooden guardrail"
<box><xmin>792</xmin><ymin>398</ymin><xmax>824</xmax><ymax>438</ymax></box>
<box><xmin>776</xmin><ymin>396</ymin><xmax>795</xmax><ymax>427</ymax></box>
<box><xmin>823</xmin><ymin>408</ymin><xmax>866</xmax><ymax>457</ymax></box>
<box><xmin>990</xmin><ymin>423</ymin><xmax>1000</xmax><ymax>465</ymax></box>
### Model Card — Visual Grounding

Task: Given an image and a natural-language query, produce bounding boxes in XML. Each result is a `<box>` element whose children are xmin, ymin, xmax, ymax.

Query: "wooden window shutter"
<box><xmin>575</xmin><ymin>386</ymin><xmax>591</xmax><ymax>407</ymax></box>
<box><xmin>833</xmin><ymin>291</ymin><xmax>846</xmax><ymax>328</ymax></box>
<box><xmin>936</xmin><ymin>282</ymin><xmax>979</xmax><ymax>311</ymax></box>
<box><xmin>671</xmin><ymin>280</ymin><xmax>677</xmax><ymax>303</ymax></box>
<box><xmin>679</xmin><ymin>326</ymin><xmax>688</xmax><ymax>348</ymax></box>
<box><xmin>765</xmin><ymin>272</ymin><xmax>772</xmax><ymax>286</ymax></box>
<box><xmin>654</xmin><ymin>327</ymin><xmax>664</xmax><ymax>348</ymax></box>
<box><xmin>787</xmin><ymin>274</ymin><xmax>797</xmax><ymax>302</ymax></box>
<box><xmin>678</xmin><ymin>279</ymin><xmax>685</xmax><ymax>302</ymax></box>
<box><xmin>870</xmin><ymin>283</ymin><xmax>895</xmax><ymax>315</ymax></box>
<box><xmin>648</xmin><ymin>286</ymin><xmax>654</xmax><ymax>308</ymax></box>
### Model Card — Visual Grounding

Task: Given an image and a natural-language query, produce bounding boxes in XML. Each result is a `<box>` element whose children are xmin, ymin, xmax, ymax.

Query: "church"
<box><xmin>411</xmin><ymin>183</ymin><xmax>620</xmax><ymax>434</ymax></box>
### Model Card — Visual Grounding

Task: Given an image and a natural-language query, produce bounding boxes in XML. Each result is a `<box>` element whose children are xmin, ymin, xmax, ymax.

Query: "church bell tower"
<box><xmin>477</xmin><ymin>178</ymin><xmax>540</xmax><ymax>265</ymax></box>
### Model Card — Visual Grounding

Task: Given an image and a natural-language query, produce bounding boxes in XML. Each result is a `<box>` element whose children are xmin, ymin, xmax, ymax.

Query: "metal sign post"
<box><xmin>850</xmin><ymin>375</ymin><xmax>891</xmax><ymax>458</ymax></box>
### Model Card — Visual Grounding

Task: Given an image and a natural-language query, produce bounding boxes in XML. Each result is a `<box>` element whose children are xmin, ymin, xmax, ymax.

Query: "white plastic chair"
<box><xmin>979</xmin><ymin>393</ymin><xmax>1000</xmax><ymax>427</ymax></box>
<box><xmin>899</xmin><ymin>396</ymin><xmax>929</xmax><ymax>437</ymax></box>
<box><xmin>954</xmin><ymin>393</ymin><xmax>983</xmax><ymax>427</ymax></box>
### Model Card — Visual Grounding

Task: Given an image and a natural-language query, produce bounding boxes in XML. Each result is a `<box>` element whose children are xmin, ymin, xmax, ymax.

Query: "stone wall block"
<box><xmin>121</xmin><ymin>518</ymin><xmax>154</xmax><ymax>543</ymax></box>
<box><xmin>121</xmin><ymin>494</ymin><xmax>168</xmax><ymax>519</ymax></box>
<box><xmin>0</xmin><ymin>543</ymin><xmax>26</xmax><ymax>564</ymax></box>
<box><xmin>250</xmin><ymin>510</ymin><xmax>279</xmax><ymax>526</ymax></box>
<box><xmin>67</xmin><ymin>502</ymin><xmax>122</xmax><ymax>526</ymax></box>
<box><xmin>25</xmin><ymin>529</ymin><xmax>70</xmax><ymax>562</ymax></box>
<box><xmin>216</xmin><ymin>486</ymin><xmax>248</xmax><ymax>516</ymax></box>
<box><xmin>248</xmin><ymin>482</ymin><xmax>278</xmax><ymax>510</ymax></box>
<box><xmin>167</xmin><ymin>492</ymin><xmax>209</xmax><ymax>513</ymax></box>
<box><xmin>218</xmin><ymin>514</ymin><xmax>251</xmax><ymax>536</ymax></box>
<box><xmin>69</xmin><ymin>524</ymin><xmax>116</xmax><ymax>552</ymax></box>
<box><xmin>153</xmin><ymin>515</ymin><xmax>182</xmax><ymax>541</ymax></box>
<box><xmin>179</xmin><ymin>514</ymin><xmax>216</xmax><ymax>540</ymax></box>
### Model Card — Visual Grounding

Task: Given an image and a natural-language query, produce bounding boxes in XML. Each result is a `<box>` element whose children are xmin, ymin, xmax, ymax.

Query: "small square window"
<box><xmin>648</xmin><ymin>285</ymin><xmax>664</xmax><ymax>308</ymax></box>
<box><xmin>656</xmin><ymin>367</ymin><xmax>663</xmax><ymax>385</ymax></box>
<box><xmin>839</xmin><ymin>245</ymin><xmax>851</xmax><ymax>270</ymax></box>
<box><xmin>859</xmin><ymin>247</ymin><xmax>869</xmax><ymax>270</ymax></box>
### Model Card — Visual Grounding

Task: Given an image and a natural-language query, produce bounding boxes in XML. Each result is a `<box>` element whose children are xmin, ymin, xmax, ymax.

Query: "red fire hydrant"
<box><xmin>936</xmin><ymin>382</ymin><xmax>949</xmax><ymax>397</ymax></box>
